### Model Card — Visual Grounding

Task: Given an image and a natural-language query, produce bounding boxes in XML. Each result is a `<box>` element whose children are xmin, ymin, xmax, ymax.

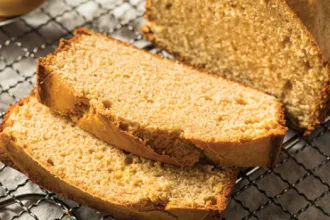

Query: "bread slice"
<box><xmin>37</xmin><ymin>28</ymin><xmax>287</xmax><ymax>167</ymax></box>
<box><xmin>0</xmin><ymin>96</ymin><xmax>237</xmax><ymax>220</ymax></box>
<box><xmin>142</xmin><ymin>0</ymin><xmax>330</xmax><ymax>133</ymax></box>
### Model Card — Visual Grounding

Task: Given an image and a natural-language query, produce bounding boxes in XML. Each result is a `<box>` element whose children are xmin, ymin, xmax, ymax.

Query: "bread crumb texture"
<box><xmin>144</xmin><ymin>0</ymin><xmax>330</xmax><ymax>132</ymax></box>
<box><xmin>44</xmin><ymin>31</ymin><xmax>286</xmax><ymax>145</ymax></box>
<box><xmin>2</xmin><ymin>97</ymin><xmax>236</xmax><ymax>210</ymax></box>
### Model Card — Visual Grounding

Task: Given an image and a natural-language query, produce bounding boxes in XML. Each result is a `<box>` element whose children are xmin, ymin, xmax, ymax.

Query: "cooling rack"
<box><xmin>0</xmin><ymin>0</ymin><xmax>329</xmax><ymax>219</ymax></box>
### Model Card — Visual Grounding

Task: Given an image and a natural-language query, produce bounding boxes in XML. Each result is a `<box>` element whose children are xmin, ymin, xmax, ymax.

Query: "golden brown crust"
<box><xmin>190</xmin><ymin>132</ymin><xmax>285</xmax><ymax>167</ymax></box>
<box><xmin>36</xmin><ymin>28</ymin><xmax>287</xmax><ymax>167</ymax></box>
<box><xmin>0</xmin><ymin>97</ymin><xmax>236</xmax><ymax>220</ymax></box>
<box><xmin>142</xmin><ymin>0</ymin><xmax>330</xmax><ymax>135</ymax></box>
<box><xmin>0</xmin><ymin>97</ymin><xmax>30</xmax><ymax>168</ymax></box>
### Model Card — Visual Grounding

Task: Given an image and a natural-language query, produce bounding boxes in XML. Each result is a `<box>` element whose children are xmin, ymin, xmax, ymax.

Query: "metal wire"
<box><xmin>0</xmin><ymin>0</ymin><xmax>329</xmax><ymax>219</ymax></box>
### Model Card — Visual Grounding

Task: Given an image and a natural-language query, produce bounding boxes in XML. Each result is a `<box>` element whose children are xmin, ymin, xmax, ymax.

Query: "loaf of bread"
<box><xmin>0</xmin><ymin>96</ymin><xmax>237</xmax><ymax>220</ymax></box>
<box><xmin>142</xmin><ymin>0</ymin><xmax>330</xmax><ymax>133</ymax></box>
<box><xmin>37</xmin><ymin>28</ymin><xmax>287</xmax><ymax>167</ymax></box>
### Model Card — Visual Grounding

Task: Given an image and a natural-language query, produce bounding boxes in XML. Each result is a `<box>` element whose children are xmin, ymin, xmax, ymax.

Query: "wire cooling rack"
<box><xmin>0</xmin><ymin>0</ymin><xmax>329</xmax><ymax>219</ymax></box>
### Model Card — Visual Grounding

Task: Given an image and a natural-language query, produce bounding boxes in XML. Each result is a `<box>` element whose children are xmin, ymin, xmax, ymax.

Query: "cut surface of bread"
<box><xmin>0</xmin><ymin>96</ymin><xmax>237</xmax><ymax>220</ymax></box>
<box><xmin>143</xmin><ymin>0</ymin><xmax>330</xmax><ymax>133</ymax></box>
<box><xmin>37</xmin><ymin>28</ymin><xmax>287</xmax><ymax>167</ymax></box>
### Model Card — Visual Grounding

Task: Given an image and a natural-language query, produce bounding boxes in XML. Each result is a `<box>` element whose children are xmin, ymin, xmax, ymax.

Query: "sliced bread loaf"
<box><xmin>0</xmin><ymin>96</ymin><xmax>237</xmax><ymax>220</ymax></box>
<box><xmin>142</xmin><ymin>0</ymin><xmax>330</xmax><ymax>133</ymax></box>
<box><xmin>37</xmin><ymin>28</ymin><xmax>287</xmax><ymax>167</ymax></box>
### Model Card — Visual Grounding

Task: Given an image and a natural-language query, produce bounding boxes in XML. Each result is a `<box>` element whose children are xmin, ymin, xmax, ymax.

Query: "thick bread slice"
<box><xmin>142</xmin><ymin>0</ymin><xmax>330</xmax><ymax>133</ymax></box>
<box><xmin>0</xmin><ymin>96</ymin><xmax>237</xmax><ymax>220</ymax></box>
<box><xmin>37</xmin><ymin>28</ymin><xmax>287</xmax><ymax>167</ymax></box>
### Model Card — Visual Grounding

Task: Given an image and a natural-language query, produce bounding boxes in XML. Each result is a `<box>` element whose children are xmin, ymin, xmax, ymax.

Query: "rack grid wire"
<box><xmin>0</xmin><ymin>0</ymin><xmax>329</xmax><ymax>219</ymax></box>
